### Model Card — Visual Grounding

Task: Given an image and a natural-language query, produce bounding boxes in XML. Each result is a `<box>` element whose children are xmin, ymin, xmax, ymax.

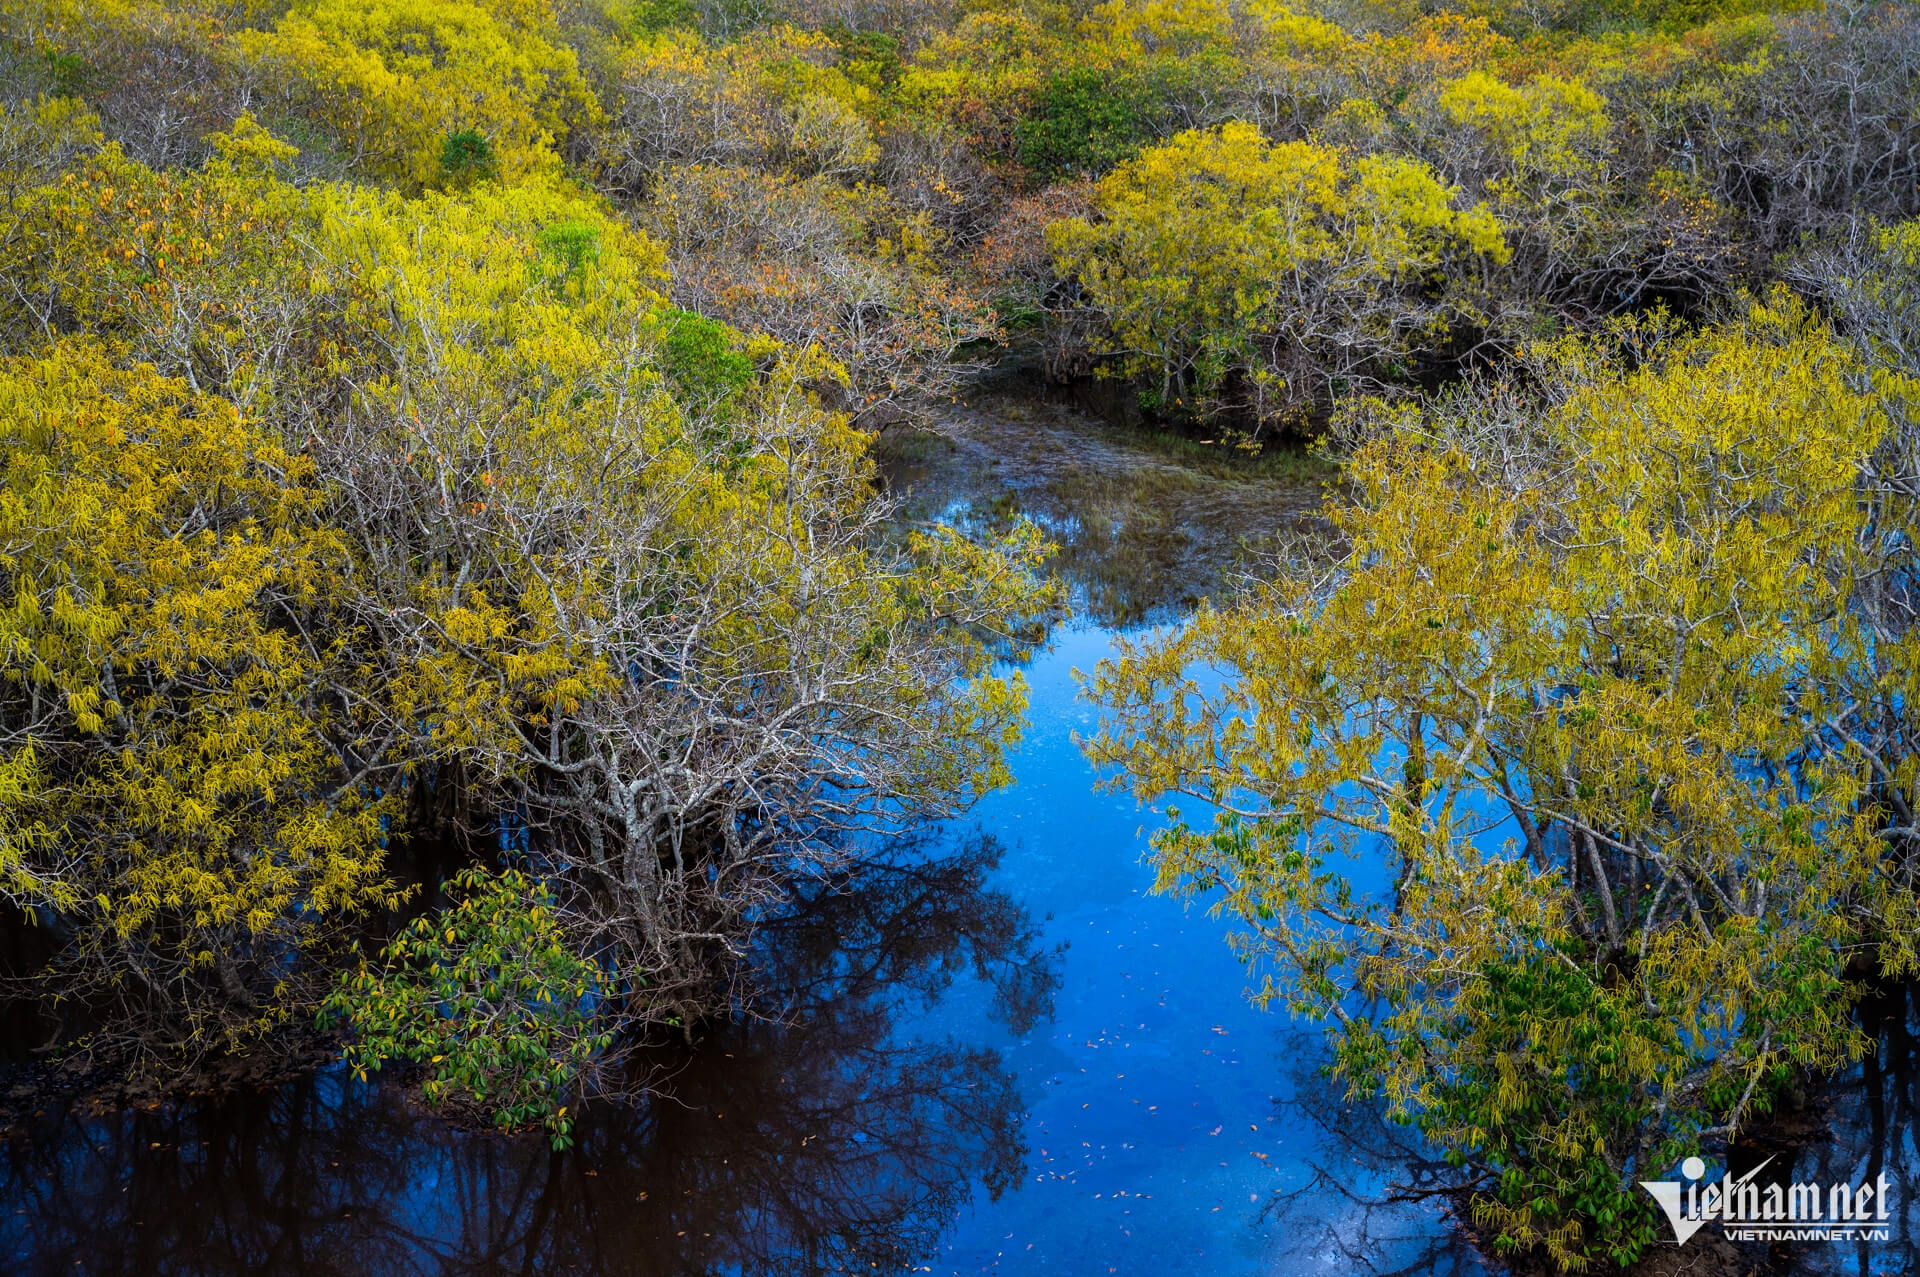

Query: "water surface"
<box><xmin>1</xmin><ymin>388</ymin><xmax>1911</xmax><ymax>1275</ymax></box>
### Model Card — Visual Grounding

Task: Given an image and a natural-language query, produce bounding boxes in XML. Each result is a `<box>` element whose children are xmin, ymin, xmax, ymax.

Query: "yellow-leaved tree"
<box><xmin>0</xmin><ymin>340</ymin><xmax>399</xmax><ymax>1072</ymax></box>
<box><xmin>0</xmin><ymin>103</ymin><xmax>1062</xmax><ymax>1107</ymax></box>
<box><xmin>296</xmin><ymin>179</ymin><xmax>1059</xmax><ymax>1071</ymax></box>
<box><xmin>1084</xmin><ymin>294</ymin><xmax>1920</xmax><ymax>1269</ymax></box>
<box><xmin>236</xmin><ymin>0</ymin><xmax>597</xmax><ymax>188</ymax></box>
<box><xmin>1048</xmin><ymin>121</ymin><xmax>1506</xmax><ymax>428</ymax></box>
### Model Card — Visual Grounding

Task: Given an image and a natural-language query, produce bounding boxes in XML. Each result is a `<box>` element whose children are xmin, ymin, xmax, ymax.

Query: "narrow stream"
<box><xmin>1</xmin><ymin>387</ymin><xmax>1913</xmax><ymax>1274</ymax></box>
<box><xmin>876</xmin><ymin>387</ymin><xmax>1480</xmax><ymax>1273</ymax></box>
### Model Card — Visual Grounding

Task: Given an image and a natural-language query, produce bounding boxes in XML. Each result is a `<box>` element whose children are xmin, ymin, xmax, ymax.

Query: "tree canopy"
<box><xmin>1085</xmin><ymin>291</ymin><xmax>1920</xmax><ymax>1267</ymax></box>
<box><xmin>2</xmin><ymin>0</ymin><xmax>1916</xmax><ymax>1261</ymax></box>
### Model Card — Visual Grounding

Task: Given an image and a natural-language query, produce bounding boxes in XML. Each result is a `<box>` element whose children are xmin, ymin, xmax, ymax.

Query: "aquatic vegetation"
<box><xmin>0</xmin><ymin>41</ymin><xmax>1056</xmax><ymax>1094</ymax></box>
<box><xmin>1</xmin><ymin>0</ymin><xmax>1916</xmax><ymax>1268</ymax></box>
<box><xmin>1086</xmin><ymin>294</ymin><xmax>1920</xmax><ymax>1267</ymax></box>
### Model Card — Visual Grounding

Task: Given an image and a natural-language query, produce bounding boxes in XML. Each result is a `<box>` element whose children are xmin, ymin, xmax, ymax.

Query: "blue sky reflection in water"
<box><xmin>892</xmin><ymin>394</ymin><xmax>1920</xmax><ymax>1277</ymax></box>
<box><xmin>0</xmin><ymin>391</ymin><xmax>1480</xmax><ymax>1276</ymax></box>
<box><xmin>0</xmin><ymin>638</ymin><xmax>1477</xmax><ymax>1276</ymax></box>
<box><xmin>0</xmin><ymin>389</ymin><xmax>1913</xmax><ymax>1275</ymax></box>
<box><xmin>900</xmin><ymin>622</ymin><xmax>1486</xmax><ymax>1276</ymax></box>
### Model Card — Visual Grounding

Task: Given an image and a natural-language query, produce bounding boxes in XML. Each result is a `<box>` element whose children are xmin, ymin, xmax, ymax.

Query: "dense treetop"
<box><xmin>2</xmin><ymin>0</ymin><xmax>1917</xmax><ymax>1266</ymax></box>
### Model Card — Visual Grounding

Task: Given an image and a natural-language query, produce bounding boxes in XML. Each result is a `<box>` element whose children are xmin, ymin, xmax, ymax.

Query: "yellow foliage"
<box><xmin>1089</xmin><ymin>0</ymin><xmax>1236</xmax><ymax>58</ymax></box>
<box><xmin>1048</xmin><ymin>121</ymin><xmax>1505</xmax><ymax>418</ymax></box>
<box><xmin>1440</xmin><ymin>70</ymin><xmax>1610</xmax><ymax>177</ymax></box>
<box><xmin>206</xmin><ymin>112</ymin><xmax>301</xmax><ymax>173</ymax></box>
<box><xmin>1247</xmin><ymin>0</ymin><xmax>1352</xmax><ymax>57</ymax></box>
<box><xmin>0</xmin><ymin>340</ymin><xmax>396</xmax><ymax>1059</ymax></box>
<box><xmin>1084</xmin><ymin>295</ymin><xmax>1913</xmax><ymax>1268</ymax></box>
<box><xmin>235</xmin><ymin>0</ymin><xmax>597</xmax><ymax>188</ymax></box>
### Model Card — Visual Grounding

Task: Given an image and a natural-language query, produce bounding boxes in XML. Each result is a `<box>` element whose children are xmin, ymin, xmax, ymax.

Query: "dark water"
<box><xmin>879</xmin><ymin>390</ymin><xmax>1328</xmax><ymax>630</ymax></box>
<box><xmin>1789</xmin><ymin>982</ymin><xmax>1920</xmax><ymax>1276</ymax></box>
<box><xmin>1</xmin><ymin>390</ymin><xmax>1913</xmax><ymax>1275</ymax></box>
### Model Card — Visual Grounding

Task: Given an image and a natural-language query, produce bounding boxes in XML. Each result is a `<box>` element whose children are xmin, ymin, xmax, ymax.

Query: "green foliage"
<box><xmin>323</xmin><ymin>867</ymin><xmax>610</xmax><ymax>1148</ymax></box>
<box><xmin>439</xmin><ymin>127</ymin><xmax>499</xmax><ymax>186</ymax></box>
<box><xmin>1085</xmin><ymin>295</ymin><xmax>1920</xmax><ymax>1269</ymax></box>
<box><xmin>38</xmin><ymin>48</ymin><xmax>90</xmax><ymax>96</ymax></box>
<box><xmin>659</xmin><ymin>306</ymin><xmax>755</xmax><ymax>410</ymax></box>
<box><xmin>532</xmin><ymin>217</ymin><xmax>603</xmax><ymax>295</ymax></box>
<box><xmin>616</xmin><ymin>0</ymin><xmax>697</xmax><ymax>36</ymax></box>
<box><xmin>823</xmin><ymin>24</ymin><xmax>901</xmax><ymax>89</ymax></box>
<box><xmin>1015</xmin><ymin>67</ymin><xmax>1163</xmax><ymax>178</ymax></box>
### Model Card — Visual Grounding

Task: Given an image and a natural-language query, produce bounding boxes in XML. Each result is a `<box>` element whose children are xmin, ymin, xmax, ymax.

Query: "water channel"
<box><xmin>0</xmin><ymin>384</ymin><xmax>1913</xmax><ymax>1275</ymax></box>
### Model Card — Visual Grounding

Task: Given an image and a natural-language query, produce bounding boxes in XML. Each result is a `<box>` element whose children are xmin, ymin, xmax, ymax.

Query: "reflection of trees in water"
<box><xmin>0</xmin><ymin>832</ymin><xmax>1058</xmax><ymax>1276</ymax></box>
<box><xmin>879</xmin><ymin>399</ymin><xmax>1320</xmax><ymax>630</ymax></box>
<box><xmin>1786</xmin><ymin>979</ymin><xmax>1919</xmax><ymax>1275</ymax></box>
<box><xmin>1259</xmin><ymin>984</ymin><xmax>1920</xmax><ymax>1277</ymax></box>
<box><xmin>944</xmin><ymin>470</ymin><xmax>1311</xmax><ymax>631</ymax></box>
<box><xmin>1259</xmin><ymin>1055</ymin><xmax>1490</xmax><ymax>1276</ymax></box>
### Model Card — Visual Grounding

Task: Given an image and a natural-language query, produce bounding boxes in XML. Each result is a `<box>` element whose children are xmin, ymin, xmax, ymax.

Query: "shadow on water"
<box><xmin>1256</xmin><ymin>1057</ymin><xmax>1488</xmax><ymax>1276</ymax></box>
<box><xmin>0</xmin><ymin>833</ymin><xmax>1059</xmax><ymax>1276</ymax></box>
<box><xmin>1785</xmin><ymin>978</ymin><xmax>1920</xmax><ymax>1274</ymax></box>
<box><xmin>5</xmin><ymin>382</ymin><xmax>1918</xmax><ymax>1276</ymax></box>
